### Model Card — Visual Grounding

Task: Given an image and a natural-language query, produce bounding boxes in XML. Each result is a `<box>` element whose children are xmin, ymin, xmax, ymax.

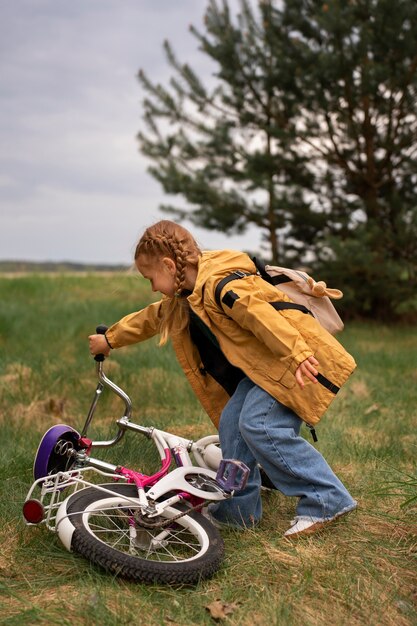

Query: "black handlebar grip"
<box><xmin>94</xmin><ymin>324</ymin><xmax>109</xmax><ymax>362</ymax></box>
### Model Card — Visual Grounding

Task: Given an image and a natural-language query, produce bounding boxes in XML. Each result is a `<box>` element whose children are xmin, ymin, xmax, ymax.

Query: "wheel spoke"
<box><xmin>65</xmin><ymin>484</ymin><xmax>224</xmax><ymax>582</ymax></box>
<box><xmin>85</xmin><ymin>508</ymin><xmax>205</xmax><ymax>561</ymax></box>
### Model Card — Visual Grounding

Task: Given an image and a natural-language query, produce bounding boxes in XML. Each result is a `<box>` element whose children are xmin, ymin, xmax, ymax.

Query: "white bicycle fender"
<box><xmin>192</xmin><ymin>436</ymin><xmax>222</xmax><ymax>471</ymax></box>
<box><xmin>200</xmin><ymin>443</ymin><xmax>222</xmax><ymax>470</ymax></box>
<box><xmin>55</xmin><ymin>497</ymin><xmax>75</xmax><ymax>552</ymax></box>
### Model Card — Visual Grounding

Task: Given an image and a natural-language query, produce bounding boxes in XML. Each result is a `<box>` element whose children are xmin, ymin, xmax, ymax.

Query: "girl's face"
<box><xmin>136</xmin><ymin>254</ymin><xmax>177</xmax><ymax>297</ymax></box>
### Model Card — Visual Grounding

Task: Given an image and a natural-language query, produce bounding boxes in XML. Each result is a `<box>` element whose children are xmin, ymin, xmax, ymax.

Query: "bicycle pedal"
<box><xmin>215</xmin><ymin>459</ymin><xmax>250</xmax><ymax>492</ymax></box>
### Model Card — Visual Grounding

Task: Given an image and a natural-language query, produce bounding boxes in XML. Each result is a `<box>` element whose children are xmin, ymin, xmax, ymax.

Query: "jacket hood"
<box><xmin>189</xmin><ymin>249</ymin><xmax>256</xmax><ymax>310</ymax></box>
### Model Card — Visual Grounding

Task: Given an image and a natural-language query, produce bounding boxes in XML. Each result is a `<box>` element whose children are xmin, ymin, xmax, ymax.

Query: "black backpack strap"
<box><xmin>251</xmin><ymin>256</ymin><xmax>292</xmax><ymax>286</ymax></box>
<box><xmin>251</xmin><ymin>256</ymin><xmax>269</xmax><ymax>280</ymax></box>
<box><xmin>215</xmin><ymin>269</ymin><xmax>314</xmax><ymax>318</ymax></box>
<box><xmin>270</xmin><ymin>301</ymin><xmax>313</xmax><ymax>317</ymax></box>
<box><xmin>214</xmin><ymin>271</ymin><xmax>252</xmax><ymax>307</ymax></box>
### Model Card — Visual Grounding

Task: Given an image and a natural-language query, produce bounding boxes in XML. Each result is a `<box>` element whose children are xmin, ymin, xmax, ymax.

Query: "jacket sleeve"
<box><xmin>213</xmin><ymin>275</ymin><xmax>314</xmax><ymax>373</ymax></box>
<box><xmin>105</xmin><ymin>300</ymin><xmax>162</xmax><ymax>349</ymax></box>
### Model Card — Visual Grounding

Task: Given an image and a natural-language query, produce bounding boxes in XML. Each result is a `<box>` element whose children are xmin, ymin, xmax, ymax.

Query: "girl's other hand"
<box><xmin>295</xmin><ymin>356</ymin><xmax>319</xmax><ymax>389</ymax></box>
<box><xmin>88</xmin><ymin>334</ymin><xmax>110</xmax><ymax>357</ymax></box>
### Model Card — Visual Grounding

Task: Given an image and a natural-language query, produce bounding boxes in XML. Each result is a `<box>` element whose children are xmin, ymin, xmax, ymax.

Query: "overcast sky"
<box><xmin>0</xmin><ymin>0</ymin><xmax>262</xmax><ymax>264</ymax></box>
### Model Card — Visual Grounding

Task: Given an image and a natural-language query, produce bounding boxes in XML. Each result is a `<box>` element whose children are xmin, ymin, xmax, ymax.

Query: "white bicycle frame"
<box><xmin>23</xmin><ymin>357</ymin><xmax>248</xmax><ymax>549</ymax></box>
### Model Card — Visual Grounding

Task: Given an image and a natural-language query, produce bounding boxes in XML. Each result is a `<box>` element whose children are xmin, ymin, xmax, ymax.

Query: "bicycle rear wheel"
<box><xmin>62</xmin><ymin>483</ymin><xmax>224</xmax><ymax>584</ymax></box>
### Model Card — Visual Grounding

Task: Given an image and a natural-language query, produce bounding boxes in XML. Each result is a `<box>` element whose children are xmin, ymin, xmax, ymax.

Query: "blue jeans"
<box><xmin>209</xmin><ymin>377</ymin><xmax>357</xmax><ymax>528</ymax></box>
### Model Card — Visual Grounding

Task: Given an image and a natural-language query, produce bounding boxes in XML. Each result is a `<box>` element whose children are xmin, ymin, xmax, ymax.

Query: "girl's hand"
<box><xmin>295</xmin><ymin>355</ymin><xmax>319</xmax><ymax>389</ymax></box>
<box><xmin>88</xmin><ymin>334</ymin><xmax>110</xmax><ymax>357</ymax></box>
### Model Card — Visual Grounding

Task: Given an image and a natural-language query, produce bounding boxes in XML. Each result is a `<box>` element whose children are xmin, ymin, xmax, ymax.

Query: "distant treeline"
<box><xmin>0</xmin><ymin>261</ymin><xmax>130</xmax><ymax>273</ymax></box>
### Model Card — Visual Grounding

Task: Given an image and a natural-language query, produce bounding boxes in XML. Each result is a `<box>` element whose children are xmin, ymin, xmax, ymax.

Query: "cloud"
<box><xmin>0</xmin><ymin>0</ymin><xmax>262</xmax><ymax>263</ymax></box>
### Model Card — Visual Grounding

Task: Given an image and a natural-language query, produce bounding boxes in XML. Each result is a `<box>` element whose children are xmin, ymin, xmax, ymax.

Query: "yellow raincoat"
<box><xmin>106</xmin><ymin>250</ymin><xmax>356</xmax><ymax>428</ymax></box>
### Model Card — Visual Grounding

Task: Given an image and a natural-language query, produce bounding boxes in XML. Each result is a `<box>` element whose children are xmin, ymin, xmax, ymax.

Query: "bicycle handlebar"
<box><xmin>94</xmin><ymin>324</ymin><xmax>108</xmax><ymax>362</ymax></box>
<box><xmin>81</xmin><ymin>323</ymin><xmax>133</xmax><ymax>442</ymax></box>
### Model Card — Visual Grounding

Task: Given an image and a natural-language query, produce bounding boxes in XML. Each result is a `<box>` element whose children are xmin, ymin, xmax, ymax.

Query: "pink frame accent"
<box><xmin>115</xmin><ymin>447</ymin><xmax>172</xmax><ymax>489</ymax></box>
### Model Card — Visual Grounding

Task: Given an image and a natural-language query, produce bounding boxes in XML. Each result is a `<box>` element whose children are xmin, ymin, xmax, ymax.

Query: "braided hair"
<box><xmin>135</xmin><ymin>220</ymin><xmax>201</xmax><ymax>344</ymax></box>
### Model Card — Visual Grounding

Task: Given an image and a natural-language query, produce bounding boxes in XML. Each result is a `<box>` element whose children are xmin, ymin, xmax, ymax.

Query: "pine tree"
<box><xmin>138</xmin><ymin>0</ymin><xmax>316</xmax><ymax>264</ymax></box>
<box><xmin>138</xmin><ymin>0</ymin><xmax>417</xmax><ymax>318</ymax></box>
<box><xmin>277</xmin><ymin>0</ymin><xmax>417</xmax><ymax>317</ymax></box>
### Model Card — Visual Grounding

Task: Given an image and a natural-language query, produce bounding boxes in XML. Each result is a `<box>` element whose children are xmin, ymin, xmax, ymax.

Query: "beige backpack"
<box><xmin>215</xmin><ymin>257</ymin><xmax>344</xmax><ymax>335</ymax></box>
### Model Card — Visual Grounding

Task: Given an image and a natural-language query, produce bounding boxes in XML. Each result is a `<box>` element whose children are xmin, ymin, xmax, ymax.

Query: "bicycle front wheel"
<box><xmin>62</xmin><ymin>483</ymin><xmax>224</xmax><ymax>584</ymax></box>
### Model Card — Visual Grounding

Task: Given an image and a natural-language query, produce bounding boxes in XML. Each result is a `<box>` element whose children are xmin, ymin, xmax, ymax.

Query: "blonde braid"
<box><xmin>171</xmin><ymin>240</ymin><xmax>188</xmax><ymax>295</ymax></box>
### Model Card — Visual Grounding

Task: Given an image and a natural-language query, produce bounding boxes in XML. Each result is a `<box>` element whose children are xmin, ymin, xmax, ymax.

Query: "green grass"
<box><xmin>0</xmin><ymin>273</ymin><xmax>416</xmax><ymax>625</ymax></box>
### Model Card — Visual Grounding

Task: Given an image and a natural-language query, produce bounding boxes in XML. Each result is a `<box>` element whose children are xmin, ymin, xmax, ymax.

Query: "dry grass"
<box><xmin>0</xmin><ymin>276</ymin><xmax>416</xmax><ymax>626</ymax></box>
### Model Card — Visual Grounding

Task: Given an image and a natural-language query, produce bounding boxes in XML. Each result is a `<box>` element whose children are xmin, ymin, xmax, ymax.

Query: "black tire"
<box><xmin>64</xmin><ymin>483</ymin><xmax>224</xmax><ymax>584</ymax></box>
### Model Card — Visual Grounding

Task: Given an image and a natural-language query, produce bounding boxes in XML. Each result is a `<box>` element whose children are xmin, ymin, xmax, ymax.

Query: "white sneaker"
<box><xmin>284</xmin><ymin>505</ymin><xmax>357</xmax><ymax>539</ymax></box>
<box><xmin>284</xmin><ymin>517</ymin><xmax>328</xmax><ymax>538</ymax></box>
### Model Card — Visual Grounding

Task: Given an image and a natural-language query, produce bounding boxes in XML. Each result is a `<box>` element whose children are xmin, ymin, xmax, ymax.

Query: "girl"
<box><xmin>89</xmin><ymin>220</ymin><xmax>357</xmax><ymax>538</ymax></box>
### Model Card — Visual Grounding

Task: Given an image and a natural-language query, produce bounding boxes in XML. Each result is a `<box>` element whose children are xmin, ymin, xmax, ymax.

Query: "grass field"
<box><xmin>0</xmin><ymin>272</ymin><xmax>416</xmax><ymax>625</ymax></box>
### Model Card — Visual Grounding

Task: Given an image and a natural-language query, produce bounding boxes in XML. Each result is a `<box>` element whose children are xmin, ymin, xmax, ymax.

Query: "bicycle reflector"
<box><xmin>23</xmin><ymin>499</ymin><xmax>45</xmax><ymax>524</ymax></box>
